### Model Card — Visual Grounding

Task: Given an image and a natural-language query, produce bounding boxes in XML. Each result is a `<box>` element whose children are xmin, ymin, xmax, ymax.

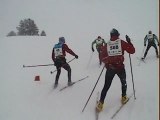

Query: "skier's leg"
<box><xmin>100</xmin><ymin>68</ymin><xmax>116</xmax><ymax>103</ymax></box>
<box><xmin>143</xmin><ymin>44</ymin><xmax>151</xmax><ymax>58</ymax></box>
<box><xmin>55</xmin><ymin>66</ymin><xmax>61</xmax><ymax>84</ymax></box>
<box><xmin>117</xmin><ymin>68</ymin><xmax>127</xmax><ymax>97</ymax></box>
<box><xmin>54</xmin><ymin>58</ymin><xmax>63</xmax><ymax>85</ymax></box>
<box><xmin>63</xmin><ymin>63</ymin><xmax>72</xmax><ymax>83</ymax></box>
<box><xmin>117</xmin><ymin>68</ymin><xmax>129</xmax><ymax>104</ymax></box>
<box><xmin>152</xmin><ymin>44</ymin><xmax>159</xmax><ymax>57</ymax></box>
<box><xmin>96</xmin><ymin>68</ymin><xmax>115</xmax><ymax>111</ymax></box>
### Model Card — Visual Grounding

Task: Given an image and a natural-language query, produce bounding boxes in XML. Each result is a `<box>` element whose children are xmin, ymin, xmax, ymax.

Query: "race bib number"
<box><xmin>54</xmin><ymin>47</ymin><xmax>63</xmax><ymax>57</ymax></box>
<box><xmin>107</xmin><ymin>39</ymin><xmax>122</xmax><ymax>56</ymax></box>
<box><xmin>147</xmin><ymin>34</ymin><xmax>154</xmax><ymax>42</ymax></box>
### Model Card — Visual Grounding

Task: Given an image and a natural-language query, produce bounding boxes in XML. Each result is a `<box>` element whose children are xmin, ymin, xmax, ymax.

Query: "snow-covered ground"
<box><xmin>0</xmin><ymin>35</ymin><xmax>159</xmax><ymax>120</ymax></box>
<box><xmin>0</xmin><ymin>0</ymin><xmax>159</xmax><ymax>120</ymax></box>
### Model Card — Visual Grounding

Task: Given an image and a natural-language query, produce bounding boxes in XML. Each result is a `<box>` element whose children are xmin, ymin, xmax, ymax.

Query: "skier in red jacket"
<box><xmin>96</xmin><ymin>28</ymin><xmax>135</xmax><ymax>112</ymax></box>
<box><xmin>52</xmin><ymin>37</ymin><xmax>78</xmax><ymax>88</ymax></box>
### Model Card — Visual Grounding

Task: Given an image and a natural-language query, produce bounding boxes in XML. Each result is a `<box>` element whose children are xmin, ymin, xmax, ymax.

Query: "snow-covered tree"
<box><xmin>40</xmin><ymin>30</ymin><xmax>46</xmax><ymax>36</ymax></box>
<box><xmin>7</xmin><ymin>31</ymin><xmax>16</xmax><ymax>36</ymax></box>
<box><xmin>16</xmin><ymin>18</ymin><xmax>39</xmax><ymax>36</ymax></box>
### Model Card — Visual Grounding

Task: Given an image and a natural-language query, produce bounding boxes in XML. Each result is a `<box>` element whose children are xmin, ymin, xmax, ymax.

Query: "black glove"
<box><xmin>92</xmin><ymin>47</ymin><xmax>94</xmax><ymax>52</ymax></box>
<box><xmin>75</xmin><ymin>55</ymin><xmax>78</xmax><ymax>59</ymax></box>
<box><xmin>144</xmin><ymin>44</ymin><xmax>146</xmax><ymax>46</ymax></box>
<box><xmin>125</xmin><ymin>35</ymin><xmax>131</xmax><ymax>44</ymax></box>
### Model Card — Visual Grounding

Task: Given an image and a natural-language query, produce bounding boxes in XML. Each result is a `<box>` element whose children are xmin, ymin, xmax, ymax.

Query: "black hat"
<box><xmin>98</xmin><ymin>36</ymin><xmax>101</xmax><ymax>39</ymax></box>
<box><xmin>148</xmin><ymin>31</ymin><xmax>152</xmax><ymax>34</ymax></box>
<box><xmin>110</xmin><ymin>28</ymin><xmax>120</xmax><ymax>37</ymax></box>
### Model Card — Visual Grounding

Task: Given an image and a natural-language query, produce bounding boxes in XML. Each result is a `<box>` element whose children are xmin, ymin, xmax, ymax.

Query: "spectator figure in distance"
<box><xmin>91</xmin><ymin>36</ymin><xmax>106</xmax><ymax>65</ymax></box>
<box><xmin>96</xmin><ymin>28</ymin><xmax>135</xmax><ymax>112</ymax></box>
<box><xmin>141</xmin><ymin>30</ymin><xmax>159</xmax><ymax>60</ymax></box>
<box><xmin>52</xmin><ymin>37</ymin><xmax>78</xmax><ymax>88</ymax></box>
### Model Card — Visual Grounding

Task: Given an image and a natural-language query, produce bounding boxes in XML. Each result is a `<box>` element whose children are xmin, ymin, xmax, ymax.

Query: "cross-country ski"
<box><xmin>59</xmin><ymin>76</ymin><xmax>89</xmax><ymax>91</ymax></box>
<box><xmin>111</xmin><ymin>93</ymin><xmax>134</xmax><ymax>119</ymax></box>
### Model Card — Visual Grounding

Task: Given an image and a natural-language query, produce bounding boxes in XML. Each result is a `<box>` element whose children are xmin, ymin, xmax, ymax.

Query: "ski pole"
<box><xmin>23</xmin><ymin>63</ymin><xmax>54</xmax><ymax>68</ymax></box>
<box><xmin>137</xmin><ymin>46</ymin><xmax>146</xmax><ymax>66</ymax></box>
<box><xmin>82</xmin><ymin>65</ymin><xmax>105</xmax><ymax>112</ymax></box>
<box><xmin>50</xmin><ymin>57</ymin><xmax>76</xmax><ymax>74</ymax></box>
<box><xmin>129</xmin><ymin>54</ymin><xmax>136</xmax><ymax>99</ymax></box>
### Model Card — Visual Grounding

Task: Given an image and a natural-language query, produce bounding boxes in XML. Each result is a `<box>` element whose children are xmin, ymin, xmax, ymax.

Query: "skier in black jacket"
<box><xmin>142</xmin><ymin>31</ymin><xmax>159</xmax><ymax>60</ymax></box>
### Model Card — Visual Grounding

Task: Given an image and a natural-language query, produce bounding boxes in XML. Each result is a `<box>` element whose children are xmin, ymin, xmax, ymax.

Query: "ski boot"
<box><xmin>141</xmin><ymin>57</ymin><xmax>145</xmax><ymax>60</ymax></box>
<box><xmin>54</xmin><ymin>81</ymin><xmax>58</xmax><ymax>88</ymax></box>
<box><xmin>96</xmin><ymin>101</ymin><xmax>104</xmax><ymax>112</ymax></box>
<box><xmin>68</xmin><ymin>81</ymin><xmax>74</xmax><ymax>86</ymax></box>
<box><xmin>121</xmin><ymin>95</ymin><xmax>129</xmax><ymax>104</ymax></box>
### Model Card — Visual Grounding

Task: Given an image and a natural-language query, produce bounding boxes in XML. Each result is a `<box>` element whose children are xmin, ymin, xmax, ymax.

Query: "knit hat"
<box><xmin>59</xmin><ymin>37</ymin><xmax>65</xmax><ymax>44</ymax></box>
<box><xmin>110</xmin><ymin>28</ymin><xmax>120</xmax><ymax>37</ymax></box>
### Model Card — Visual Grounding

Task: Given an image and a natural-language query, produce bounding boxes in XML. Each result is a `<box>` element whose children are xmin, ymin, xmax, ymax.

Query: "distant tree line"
<box><xmin>7</xmin><ymin>18</ymin><xmax>46</xmax><ymax>36</ymax></box>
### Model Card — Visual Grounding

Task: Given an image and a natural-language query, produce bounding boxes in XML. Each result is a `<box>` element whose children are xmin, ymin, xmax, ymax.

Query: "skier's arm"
<box><xmin>122</xmin><ymin>40</ymin><xmax>135</xmax><ymax>54</ymax></box>
<box><xmin>102</xmin><ymin>39</ymin><xmax>106</xmax><ymax>45</ymax></box>
<box><xmin>92</xmin><ymin>40</ymin><xmax>96</xmax><ymax>52</ymax></box>
<box><xmin>144</xmin><ymin>35</ymin><xmax>148</xmax><ymax>46</ymax></box>
<box><xmin>153</xmin><ymin>34</ymin><xmax>159</xmax><ymax>45</ymax></box>
<box><xmin>63</xmin><ymin>44</ymin><xmax>78</xmax><ymax>57</ymax></box>
<box><xmin>52</xmin><ymin>48</ymin><xmax>55</xmax><ymax>62</ymax></box>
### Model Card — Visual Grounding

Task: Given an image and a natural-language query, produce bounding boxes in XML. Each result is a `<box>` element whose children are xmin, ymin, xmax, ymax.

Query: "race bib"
<box><xmin>107</xmin><ymin>39</ymin><xmax>122</xmax><ymax>56</ymax></box>
<box><xmin>54</xmin><ymin>44</ymin><xmax>63</xmax><ymax>57</ymax></box>
<box><xmin>54</xmin><ymin>48</ymin><xmax>63</xmax><ymax>57</ymax></box>
<box><xmin>147</xmin><ymin>34</ymin><xmax>154</xmax><ymax>42</ymax></box>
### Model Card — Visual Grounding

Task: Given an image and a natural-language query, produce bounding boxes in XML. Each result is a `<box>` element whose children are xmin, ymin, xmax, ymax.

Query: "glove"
<box><xmin>92</xmin><ymin>47</ymin><xmax>94</xmax><ymax>52</ymax></box>
<box><xmin>125</xmin><ymin>35</ymin><xmax>131</xmax><ymax>43</ymax></box>
<box><xmin>75</xmin><ymin>55</ymin><xmax>78</xmax><ymax>59</ymax></box>
<box><xmin>144</xmin><ymin>44</ymin><xmax>146</xmax><ymax>46</ymax></box>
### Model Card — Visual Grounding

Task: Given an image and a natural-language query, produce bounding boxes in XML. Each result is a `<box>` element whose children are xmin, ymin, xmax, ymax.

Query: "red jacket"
<box><xmin>100</xmin><ymin>36</ymin><xmax>135</xmax><ymax>70</ymax></box>
<box><xmin>52</xmin><ymin>43</ymin><xmax>76</xmax><ymax>61</ymax></box>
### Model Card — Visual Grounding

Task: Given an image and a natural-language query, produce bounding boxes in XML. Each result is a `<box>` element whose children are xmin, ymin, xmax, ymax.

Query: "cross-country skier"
<box><xmin>96</xmin><ymin>28</ymin><xmax>135</xmax><ymax>112</ymax></box>
<box><xmin>52</xmin><ymin>37</ymin><xmax>78</xmax><ymax>88</ymax></box>
<box><xmin>91</xmin><ymin>36</ymin><xmax>106</xmax><ymax>65</ymax></box>
<box><xmin>141</xmin><ymin>31</ymin><xmax>159</xmax><ymax>60</ymax></box>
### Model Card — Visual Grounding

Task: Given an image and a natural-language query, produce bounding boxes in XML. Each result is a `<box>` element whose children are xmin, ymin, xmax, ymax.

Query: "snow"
<box><xmin>0</xmin><ymin>0</ymin><xmax>159</xmax><ymax>120</ymax></box>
